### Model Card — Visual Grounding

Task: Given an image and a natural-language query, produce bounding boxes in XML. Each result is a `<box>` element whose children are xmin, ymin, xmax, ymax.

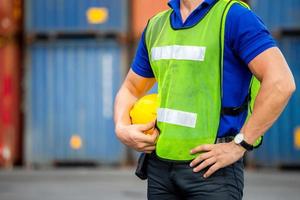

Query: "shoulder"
<box><xmin>226</xmin><ymin>3</ymin><xmax>267</xmax><ymax>33</ymax></box>
<box><xmin>147</xmin><ymin>9</ymin><xmax>172</xmax><ymax>28</ymax></box>
<box><xmin>224</xmin><ymin>2</ymin><xmax>276</xmax><ymax>64</ymax></box>
<box><xmin>228</xmin><ymin>2</ymin><xmax>251</xmax><ymax>17</ymax></box>
<box><xmin>146</xmin><ymin>9</ymin><xmax>172</xmax><ymax>44</ymax></box>
<box><xmin>150</xmin><ymin>9</ymin><xmax>172</xmax><ymax>21</ymax></box>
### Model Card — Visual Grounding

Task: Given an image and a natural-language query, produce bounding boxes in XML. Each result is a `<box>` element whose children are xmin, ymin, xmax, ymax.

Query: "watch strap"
<box><xmin>240</xmin><ymin>140</ymin><xmax>254</xmax><ymax>151</ymax></box>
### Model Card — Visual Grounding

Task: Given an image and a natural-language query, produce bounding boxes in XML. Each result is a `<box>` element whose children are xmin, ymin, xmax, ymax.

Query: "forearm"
<box><xmin>114</xmin><ymin>85</ymin><xmax>138</xmax><ymax>130</ymax></box>
<box><xmin>114</xmin><ymin>71</ymin><xmax>158</xmax><ymax>152</ymax></box>
<box><xmin>114</xmin><ymin>70</ymin><xmax>156</xmax><ymax>138</ymax></box>
<box><xmin>242</xmin><ymin>72</ymin><xmax>295</xmax><ymax>144</ymax></box>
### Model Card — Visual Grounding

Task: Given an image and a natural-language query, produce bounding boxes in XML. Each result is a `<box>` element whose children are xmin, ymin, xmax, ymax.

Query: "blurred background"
<box><xmin>0</xmin><ymin>0</ymin><xmax>299</xmax><ymax>199</ymax></box>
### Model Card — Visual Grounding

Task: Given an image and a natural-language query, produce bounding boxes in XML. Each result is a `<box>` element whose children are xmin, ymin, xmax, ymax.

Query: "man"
<box><xmin>114</xmin><ymin>0</ymin><xmax>296</xmax><ymax>199</ymax></box>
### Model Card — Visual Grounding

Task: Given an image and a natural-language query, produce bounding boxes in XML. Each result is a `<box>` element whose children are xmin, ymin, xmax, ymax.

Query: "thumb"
<box><xmin>148</xmin><ymin>128</ymin><xmax>160</xmax><ymax>143</ymax></box>
<box><xmin>137</xmin><ymin>120</ymin><xmax>156</xmax><ymax>131</ymax></box>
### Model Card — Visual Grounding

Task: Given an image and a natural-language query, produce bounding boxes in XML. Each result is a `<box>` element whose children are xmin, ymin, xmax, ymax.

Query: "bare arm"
<box><xmin>114</xmin><ymin>69</ymin><xmax>158</xmax><ymax>153</ymax></box>
<box><xmin>190</xmin><ymin>47</ymin><xmax>296</xmax><ymax>178</ymax></box>
<box><xmin>242</xmin><ymin>47</ymin><xmax>296</xmax><ymax>144</ymax></box>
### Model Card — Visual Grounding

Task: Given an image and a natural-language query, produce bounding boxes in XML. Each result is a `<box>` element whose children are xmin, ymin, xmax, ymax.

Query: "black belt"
<box><xmin>215</xmin><ymin>136</ymin><xmax>234</xmax><ymax>144</ymax></box>
<box><xmin>221</xmin><ymin>94</ymin><xmax>250</xmax><ymax>116</ymax></box>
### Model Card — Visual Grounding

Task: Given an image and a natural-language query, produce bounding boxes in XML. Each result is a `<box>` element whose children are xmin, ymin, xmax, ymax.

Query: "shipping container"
<box><xmin>250</xmin><ymin>0</ymin><xmax>300</xmax><ymax>31</ymax></box>
<box><xmin>0</xmin><ymin>38</ymin><xmax>21</xmax><ymax>168</ymax></box>
<box><xmin>25</xmin><ymin>39</ymin><xmax>127</xmax><ymax>166</ymax></box>
<box><xmin>247</xmin><ymin>37</ymin><xmax>300</xmax><ymax>167</ymax></box>
<box><xmin>131</xmin><ymin>0</ymin><xmax>169</xmax><ymax>39</ymax></box>
<box><xmin>0</xmin><ymin>0</ymin><xmax>22</xmax><ymax>35</ymax></box>
<box><xmin>25</xmin><ymin>0</ymin><xmax>128</xmax><ymax>35</ymax></box>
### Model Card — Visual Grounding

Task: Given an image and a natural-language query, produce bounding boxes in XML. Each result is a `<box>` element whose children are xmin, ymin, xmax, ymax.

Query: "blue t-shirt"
<box><xmin>131</xmin><ymin>0</ymin><xmax>276</xmax><ymax>137</ymax></box>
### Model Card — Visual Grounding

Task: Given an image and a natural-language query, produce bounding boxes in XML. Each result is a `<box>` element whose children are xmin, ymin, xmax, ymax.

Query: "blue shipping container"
<box><xmin>248</xmin><ymin>37</ymin><xmax>300</xmax><ymax>166</ymax></box>
<box><xmin>25</xmin><ymin>39</ymin><xmax>127</xmax><ymax>166</ymax></box>
<box><xmin>25</xmin><ymin>0</ymin><xmax>128</xmax><ymax>34</ymax></box>
<box><xmin>251</xmin><ymin>0</ymin><xmax>300</xmax><ymax>31</ymax></box>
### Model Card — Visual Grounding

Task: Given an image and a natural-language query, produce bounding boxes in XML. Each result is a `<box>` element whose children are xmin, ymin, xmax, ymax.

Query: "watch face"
<box><xmin>234</xmin><ymin>133</ymin><xmax>244</xmax><ymax>144</ymax></box>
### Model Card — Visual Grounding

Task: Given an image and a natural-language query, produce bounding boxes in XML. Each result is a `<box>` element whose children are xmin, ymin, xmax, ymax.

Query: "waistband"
<box><xmin>149</xmin><ymin>136</ymin><xmax>235</xmax><ymax>164</ymax></box>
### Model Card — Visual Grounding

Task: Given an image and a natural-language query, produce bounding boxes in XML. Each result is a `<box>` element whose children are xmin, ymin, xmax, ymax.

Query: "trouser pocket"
<box><xmin>223</xmin><ymin>158</ymin><xmax>245</xmax><ymax>200</ymax></box>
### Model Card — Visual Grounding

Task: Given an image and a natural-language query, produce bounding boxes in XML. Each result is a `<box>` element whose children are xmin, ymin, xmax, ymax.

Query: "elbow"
<box><xmin>115</xmin><ymin>123</ymin><xmax>125</xmax><ymax>140</ymax></box>
<box><xmin>290</xmin><ymin>80</ymin><xmax>296</xmax><ymax>95</ymax></box>
<box><xmin>275</xmin><ymin>76</ymin><xmax>296</xmax><ymax>98</ymax></box>
<box><xmin>115</xmin><ymin>126</ymin><xmax>121</xmax><ymax>139</ymax></box>
<box><xmin>114</xmin><ymin>123</ymin><xmax>122</xmax><ymax>137</ymax></box>
<box><xmin>114</xmin><ymin>126</ymin><xmax>122</xmax><ymax>142</ymax></box>
<box><xmin>286</xmin><ymin>76</ymin><xmax>296</xmax><ymax>96</ymax></box>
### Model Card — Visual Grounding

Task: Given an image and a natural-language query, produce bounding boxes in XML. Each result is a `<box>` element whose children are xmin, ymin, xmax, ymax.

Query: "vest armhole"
<box><xmin>144</xmin><ymin>9</ymin><xmax>172</xmax><ymax>62</ymax></box>
<box><xmin>144</xmin><ymin>20</ymin><xmax>151</xmax><ymax>62</ymax></box>
<box><xmin>237</xmin><ymin>0</ymin><xmax>251</xmax><ymax>9</ymax></box>
<box><xmin>148</xmin><ymin>9</ymin><xmax>172</xmax><ymax>23</ymax></box>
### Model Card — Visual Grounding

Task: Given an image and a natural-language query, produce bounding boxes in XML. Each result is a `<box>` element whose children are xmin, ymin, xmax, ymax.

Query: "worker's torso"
<box><xmin>145</xmin><ymin>0</ymin><xmax>242</xmax><ymax>161</ymax></box>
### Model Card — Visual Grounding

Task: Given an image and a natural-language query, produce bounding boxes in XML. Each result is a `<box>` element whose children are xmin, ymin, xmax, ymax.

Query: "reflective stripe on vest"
<box><xmin>157</xmin><ymin>108</ymin><xmax>197</xmax><ymax>128</ymax></box>
<box><xmin>151</xmin><ymin>45</ymin><xmax>206</xmax><ymax>61</ymax></box>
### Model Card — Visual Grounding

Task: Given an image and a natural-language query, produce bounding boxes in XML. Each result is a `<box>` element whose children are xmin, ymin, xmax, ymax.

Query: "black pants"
<box><xmin>147</xmin><ymin>152</ymin><xmax>244</xmax><ymax>200</ymax></box>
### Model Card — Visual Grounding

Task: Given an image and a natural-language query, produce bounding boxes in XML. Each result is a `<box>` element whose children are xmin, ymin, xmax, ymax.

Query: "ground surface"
<box><xmin>0</xmin><ymin>168</ymin><xmax>299</xmax><ymax>200</ymax></box>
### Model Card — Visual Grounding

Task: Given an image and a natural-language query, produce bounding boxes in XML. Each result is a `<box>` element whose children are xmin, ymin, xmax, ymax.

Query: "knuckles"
<box><xmin>136</xmin><ymin>143</ymin><xmax>145</xmax><ymax>150</ymax></box>
<box><xmin>201</xmin><ymin>145</ymin><xmax>209</xmax><ymax>151</ymax></box>
<box><xmin>202</xmin><ymin>160</ymin><xmax>209</xmax><ymax>166</ymax></box>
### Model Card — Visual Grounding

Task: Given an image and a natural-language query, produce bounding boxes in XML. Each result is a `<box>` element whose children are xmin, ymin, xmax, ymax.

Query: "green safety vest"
<box><xmin>145</xmin><ymin>0</ymin><xmax>258</xmax><ymax>161</ymax></box>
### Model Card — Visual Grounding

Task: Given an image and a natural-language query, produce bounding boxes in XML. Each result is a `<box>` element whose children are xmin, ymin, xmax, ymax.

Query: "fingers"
<box><xmin>144</xmin><ymin>127</ymin><xmax>155</xmax><ymax>135</ymax></box>
<box><xmin>144</xmin><ymin>151</ymin><xmax>152</xmax><ymax>154</ymax></box>
<box><xmin>150</xmin><ymin>128</ymin><xmax>159</xmax><ymax>140</ymax></box>
<box><xmin>189</xmin><ymin>143</ymin><xmax>245</xmax><ymax>178</ymax></box>
<box><xmin>137</xmin><ymin>128</ymin><xmax>159</xmax><ymax>144</ymax></box>
<box><xmin>136</xmin><ymin>143</ymin><xmax>156</xmax><ymax>153</ymax></box>
<box><xmin>133</xmin><ymin>130</ymin><xmax>158</xmax><ymax>152</ymax></box>
<box><xmin>190</xmin><ymin>144</ymin><xmax>214</xmax><ymax>154</ymax></box>
<box><xmin>136</xmin><ymin>120</ymin><xmax>156</xmax><ymax>131</ymax></box>
<box><xmin>192</xmin><ymin>157</ymin><xmax>217</xmax><ymax>173</ymax></box>
<box><xmin>143</xmin><ymin>146</ymin><xmax>156</xmax><ymax>153</ymax></box>
<box><xmin>204</xmin><ymin>163</ymin><xmax>222</xmax><ymax>178</ymax></box>
<box><xmin>190</xmin><ymin>152</ymin><xmax>213</xmax><ymax>167</ymax></box>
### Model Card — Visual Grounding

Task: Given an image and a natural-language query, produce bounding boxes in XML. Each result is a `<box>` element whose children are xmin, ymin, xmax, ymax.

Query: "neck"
<box><xmin>181</xmin><ymin>0</ymin><xmax>204</xmax><ymax>12</ymax></box>
<box><xmin>180</xmin><ymin>0</ymin><xmax>204</xmax><ymax>22</ymax></box>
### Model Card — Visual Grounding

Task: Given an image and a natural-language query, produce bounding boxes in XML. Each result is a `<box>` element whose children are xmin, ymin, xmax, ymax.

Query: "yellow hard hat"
<box><xmin>130</xmin><ymin>94</ymin><xmax>158</xmax><ymax>133</ymax></box>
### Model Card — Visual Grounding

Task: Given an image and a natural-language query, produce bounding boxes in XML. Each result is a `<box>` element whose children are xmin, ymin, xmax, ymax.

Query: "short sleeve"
<box><xmin>226</xmin><ymin>4</ymin><xmax>277</xmax><ymax>64</ymax></box>
<box><xmin>131</xmin><ymin>29</ymin><xmax>154</xmax><ymax>78</ymax></box>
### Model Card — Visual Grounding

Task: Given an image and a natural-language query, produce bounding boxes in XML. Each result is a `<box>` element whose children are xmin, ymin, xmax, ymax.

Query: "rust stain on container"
<box><xmin>86</xmin><ymin>7</ymin><xmax>109</xmax><ymax>24</ymax></box>
<box><xmin>0</xmin><ymin>0</ymin><xmax>22</xmax><ymax>35</ymax></box>
<box><xmin>131</xmin><ymin>0</ymin><xmax>169</xmax><ymax>39</ymax></box>
<box><xmin>0</xmin><ymin>38</ymin><xmax>21</xmax><ymax>168</ymax></box>
<box><xmin>70</xmin><ymin>135</ymin><xmax>83</xmax><ymax>150</ymax></box>
<box><xmin>294</xmin><ymin>127</ymin><xmax>300</xmax><ymax>149</ymax></box>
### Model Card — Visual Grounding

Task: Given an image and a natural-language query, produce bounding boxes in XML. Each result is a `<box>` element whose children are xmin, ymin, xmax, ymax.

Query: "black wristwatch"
<box><xmin>234</xmin><ymin>133</ymin><xmax>254</xmax><ymax>151</ymax></box>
